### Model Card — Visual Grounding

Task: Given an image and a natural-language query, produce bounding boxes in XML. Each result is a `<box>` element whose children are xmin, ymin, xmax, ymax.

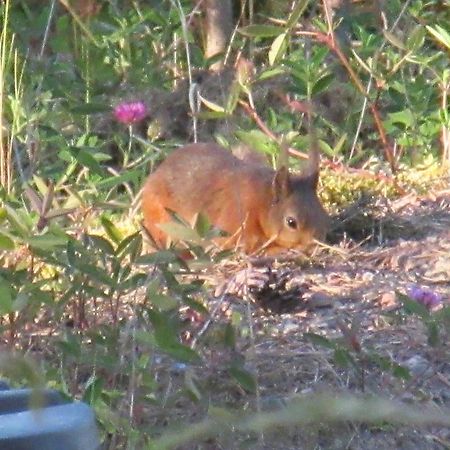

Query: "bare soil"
<box><xmin>18</xmin><ymin>188</ymin><xmax>450</xmax><ymax>449</ymax></box>
<box><xmin>154</xmin><ymin>189</ymin><xmax>450</xmax><ymax>449</ymax></box>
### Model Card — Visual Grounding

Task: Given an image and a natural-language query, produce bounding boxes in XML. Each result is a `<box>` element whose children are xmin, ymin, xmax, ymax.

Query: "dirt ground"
<box><xmin>150</xmin><ymin>188</ymin><xmax>450</xmax><ymax>449</ymax></box>
<box><xmin>22</xmin><ymin>186</ymin><xmax>448</xmax><ymax>449</ymax></box>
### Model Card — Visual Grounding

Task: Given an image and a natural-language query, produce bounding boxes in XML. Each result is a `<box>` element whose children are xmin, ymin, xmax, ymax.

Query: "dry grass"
<box><xmin>155</xmin><ymin>187</ymin><xmax>450</xmax><ymax>449</ymax></box>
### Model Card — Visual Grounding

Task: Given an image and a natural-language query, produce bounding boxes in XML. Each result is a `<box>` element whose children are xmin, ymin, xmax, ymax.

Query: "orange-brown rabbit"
<box><xmin>142</xmin><ymin>142</ymin><xmax>329</xmax><ymax>254</ymax></box>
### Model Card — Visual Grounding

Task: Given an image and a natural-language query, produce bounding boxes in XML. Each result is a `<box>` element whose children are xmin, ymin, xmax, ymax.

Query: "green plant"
<box><xmin>0</xmin><ymin>1</ymin><xmax>449</xmax><ymax>448</ymax></box>
<box><xmin>305</xmin><ymin>317</ymin><xmax>411</xmax><ymax>392</ymax></box>
<box><xmin>397</xmin><ymin>291</ymin><xmax>450</xmax><ymax>347</ymax></box>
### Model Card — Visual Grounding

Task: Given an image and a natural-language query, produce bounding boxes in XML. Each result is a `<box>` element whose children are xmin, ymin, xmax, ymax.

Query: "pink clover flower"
<box><xmin>113</xmin><ymin>101</ymin><xmax>147</xmax><ymax>125</ymax></box>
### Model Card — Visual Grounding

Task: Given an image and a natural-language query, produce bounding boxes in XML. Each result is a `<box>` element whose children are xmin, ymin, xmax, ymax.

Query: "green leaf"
<box><xmin>136</xmin><ymin>251</ymin><xmax>180</xmax><ymax>265</ymax></box>
<box><xmin>95</xmin><ymin>169</ymin><xmax>140</xmax><ymax>189</ymax></box>
<box><xmin>135</xmin><ymin>329</ymin><xmax>156</xmax><ymax>347</ymax></box>
<box><xmin>160</xmin><ymin>341</ymin><xmax>201</xmax><ymax>363</ymax></box>
<box><xmin>182</xmin><ymin>297</ymin><xmax>209</xmax><ymax>315</ymax></box>
<box><xmin>407</xmin><ymin>26</ymin><xmax>426</xmax><ymax>52</ymax></box>
<box><xmin>100</xmin><ymin>216</ymin><xmax>123</xmax><ymax>244</ymax></box>
<box><xmin>205</xmin><ymin>51</ymin><xmax>225</xmax><ymax>69</ymax></box>
<box><xmin>194</xmin><ymin>213</ymin><xmax>212</xmax><ymax>238</ymax></box>
<box><xmin>226</xmin><ymin>82</ymin><xmax>241</xmax><ymax>114</ymax></box>
<box><xmin>0</xmin><ymin>278</ymin><xmax>13</xmax><ymax>315</ymax></box>
<box><xmin>312</xmin><ymin>73</ymin><xmax>334</xmax><ymax>96</ymax></box>
<box><xmin>235</xmin><ymin>130</ymin><xmax>277</xmax><ymax>156</ymax></box>
<box><xmin>318</xmin><ymin>139</ymin><xmax>335</xmax><ymax>157</ymax></box>
<box><xmin>257</xmin><ymin>66</ymin><xmax>286</xmax><ymax>82</ymax></box>
<box><xmin>119</xmin><ymin>273</ymin><xmax>147</xmax><ymax>291</ymax></box>
<box><xmin>239</xmin><ymin>25</ymin><xmax>282</xmax><ymax>38</ymax></box>
<box><xmin>86</xmin><ymin>234</ymin><xmax>115</xmax><ymax>256</ymax></box>
<box><xmin>304</xmin><ymin>332</ymin><xmax>336</xmax><ymax>349</ymax></box>
<box><xmin>398</xmin><ymin>293</ymin><xmax>430</xmax><ymax>319</ymax></box>
<box><xmin>69</xmin><ymin>148</ymin><xmax>103</xmax><ymax>175</ymax></box>
<box><xmin>426</xmin><ymin>25</ymin><xmax>450</xmax><ymax>50</ymax></box>
<box><xmin>290</xmin><ymin>71</ymin><xmax>308</xmax><ymax>96</ymax></box>
<box><xmin>387</xmin><ymin>109</ymin><xmax>415</xmax><ymax>128</ymax></box>
<box><xmin>116</xmin><ymin>232</ymin><xmax>142</xmax><ymax>261</ymax></box>
<box><xmin>286</xmin><ymin>0</ymin><xmax>310</xmax><ymax>30</ymax></box>
<box><xmin>434</xmin><ymin>305</ymin><xmax>450</xmax><ymax>323</ymax></box>
<box><xmin>368</xmin><ymin>353</ymin><xmax>391</xmax><ymax>371</ymax></box>
<box><xmin>383</xmin><ymin>30</ymin><xmax>405</xmax><ymax>50</ymax></box>
<box><xmin>198</xmin><ymin>95</ymin><xmax>225</xmax><ymax>113</ymax></box>
<box><xmin>4</xmin><ymin>205</ymin><xmax>30</xmax><ymax>237</ymax></box>
<box><xmin>156</xmin><ymin>326</ymin><xmax>199</xmax><ymax>361</ymax></box>
<box><xmin>32</xmin><ymin>174</ymin><xmax>49</xmax><ymax>197</ymax></box>
<box><xmin>269</xmin><ymin>33</ymin><xmax>287</xmax><ymax>66</ymax></box>
<box><xmin>427</xmin><ymin>322</ymin><xmax>439</xmax><ymax>347</ymax></box>
<box><xmin>77</xmin><ymin>264</ymin><xmax>114</xmax><ymax>286</ymax></box>
<box><xmin>332</xmin><ymin>133</ymin><xmax>347</xmax><ymax>156</ymax></box>
<box><xmin>12</xmin><ymin>292</ymin><xmax>29</xmax><ymax>312</ymax></box>
<box><xmin>66</xmin><ymin>239</ymin><xmax>76</xmax><ymax>267</ymax></box>
<box><xmin>392</xmin><ymin>364</ymin><xmax>411</xmax><ymax>380</ymax></box>
<box><xmin>147</xmin><ymin>309</ymin><xmax>201</xmax><ymax>362</ymax></box>
<box><xmin>148</xmin><ymin>293</ymin><xmax>178</xmax><ymax>311</ymax></box>
<box><xmin>196</xmin><ymin>111</ymin><xmax>230</xmax><ymax>120</ymax></box>
<box><xmin>0</xmin><ymin>233</ymin><xmax>14</xmax><ymax>250</ymax></box>
<box><xmin>229</xmin><ymin>366</ymin><xmax>256</xmax><ymax>393</ymax></box>
<box><xmin>224</xmin><ymin>322</ymin><xmax>236</xmax><ymax>349</ymax></box>
<box><xmin>369</xmin><ymin>353</ymin><xmax>410</xmax><ymax>380</ymax></box>
<box><xmin>28</xmin><ymin>289</ymin><xmax>53</xmax><ymax>306</ymax></box>
<box><xmin>27</xmin><ymin>233</ymin><xmax>68</xmax><ymax>250</ymax></box>
<box><xmin>147</xmin><ymin>307</ymin><xmax>175</xmax><ymax>333</ymax></box>
<box><xmin>144</xmin><ymin>9</ymin><xmax>167</xmax><ymax>26</ymax></box>
<box><xmin>56</xmin><ymin>335</ymin><xmax>82</xmax><ymax>358</ymax></box>
<box><xmin>334</xmin><ymin>348</ymin><xmax>354</xmax><ymax>368</ymax></box>
<box><xmin>158</xmin><ymin>222</ymin><xmax>202</xmax><ymax>244</ymax></box>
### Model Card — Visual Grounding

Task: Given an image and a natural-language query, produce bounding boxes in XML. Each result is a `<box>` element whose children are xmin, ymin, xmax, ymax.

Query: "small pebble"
<box><xmin>361</xmin><ymin>271</ymin><xmax>375</xmax><ymax>282</ymax></box>
<box><xmin>282</xmin><ymin>320</ymin><xmax>300</xmax><ymax>334</ymax></box>
<box><xmin>379</xmin><ymin>291</ymin><xmax>397</xmax><ymax>309</ymax></box>
<box><xmin>402</xmin><ymin>355</ymin><xmax>433</xmax><ymax>377</ymax></box>
<box><xmin>170</xmin><ymin>362</ymin><xmax>188</xmax><ymax>374</ymax></box>
<box><xmin>308</xmin><ymin>292</ymin><xmax>334</xmax><ymax>308</ymax></box>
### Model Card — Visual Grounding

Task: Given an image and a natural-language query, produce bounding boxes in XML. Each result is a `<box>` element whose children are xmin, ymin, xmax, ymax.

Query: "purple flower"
<box><xmin>407</xmin><ymin>285</ymin><xmax>442</xmax><ymax>309</ymax></box>
<box><xmin>113</xmin><ymin>101</ymin><xmax>147</xmax><ymax>125</ymax></box>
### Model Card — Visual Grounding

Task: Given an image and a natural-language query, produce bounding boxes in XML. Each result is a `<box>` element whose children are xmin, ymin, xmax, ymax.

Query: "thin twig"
<box><xmin>40</xmin><ymin>0</ymin><xmax>57</xmax><ymax>60</ymax></box>
<box><xmin>170</xmin><ymin>0</ymin><xmax>198</xmax><ymax>142</ymax></box>
<box><xmin>58</xmin><ymin>0</ymin><xmax>101</xmax><ymax>47</ymax></box>
<box><xmin>349</xmin><ymin>0</ymin><xmax>414</xmax><ymax>163</ymax></box>
<box><xmin>238</xmin><ymin>100</ymin><xmax>309</xmax><ymax>158</ymax></box>
<box><xmin>190</xmin><ymin>293</ymin><xmax>227</xmax><ymax>349</ymax></box>
<box><xmin>239</xmin><ymin>100</ymin><xmax>278</xmax><ymax>141</ymax></box>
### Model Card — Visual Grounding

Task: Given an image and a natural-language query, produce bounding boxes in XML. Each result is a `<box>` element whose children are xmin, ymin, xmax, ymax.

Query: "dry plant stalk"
<box><xmin>441</xmin><ymin>77</ymin><xmax>450</xmax><ymax>165</ymax></box>
<box><xmin>0</xmin><ymin>0</ymin><xmax>13</xmax><ymax>193</ymax></box>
